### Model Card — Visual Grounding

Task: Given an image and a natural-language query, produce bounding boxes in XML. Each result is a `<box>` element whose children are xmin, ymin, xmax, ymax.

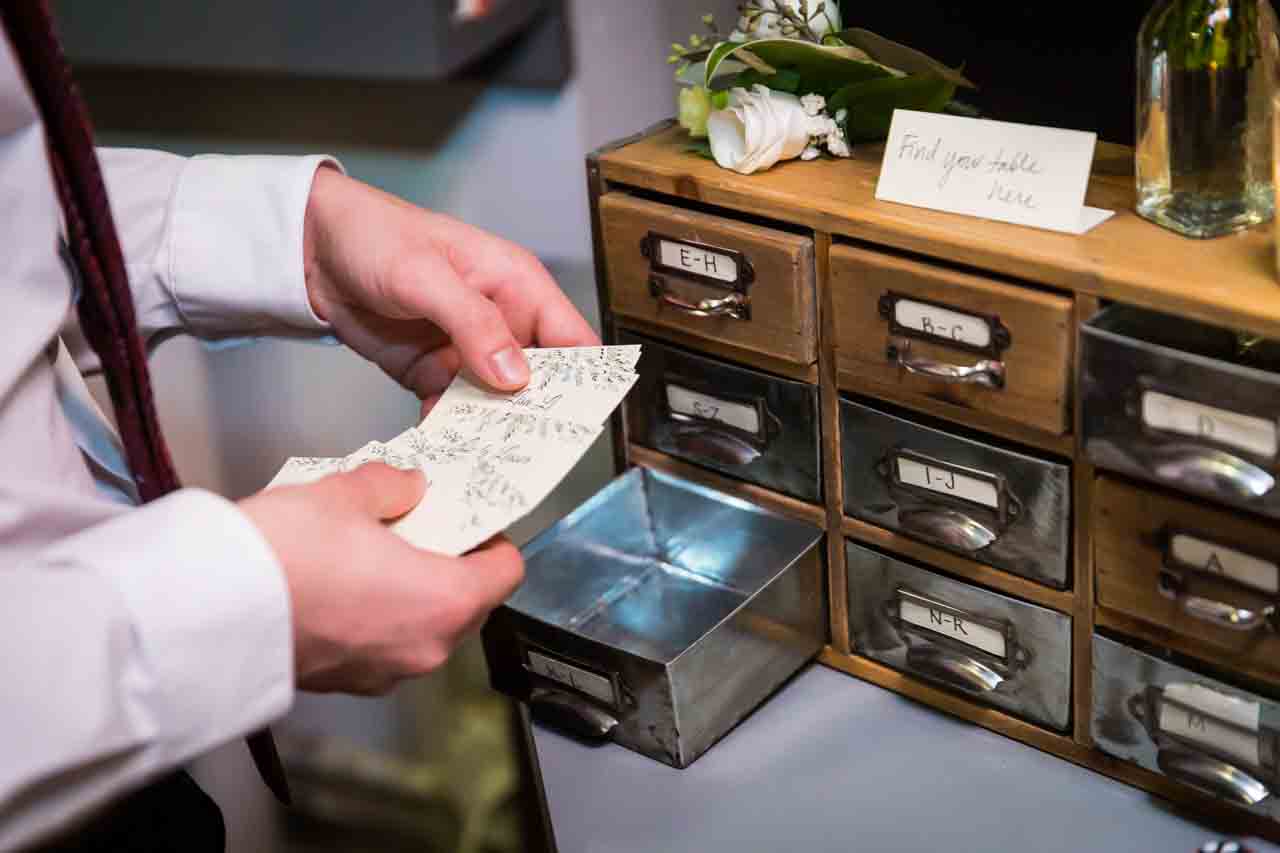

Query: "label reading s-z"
<box><xmin>1141</xmin><ymin>391</ymin><xmax>1278</xmax><ymax>460</ymax></box>
<box><xmin>527</xmin><ymin>650</ymin><xmax>616</xmax><ymax>706</ymax></box>
<box><xmin>666</xmin><ymin>384</ymin><xmax>761</xmax><ymax>435</ymax></box>
<box><xmin>899</xmin><ymin>596</ymin><xmax>1007</xmax><ymax>659</ymax></box>
<box><xmin>896</xmin><ymin>456</ymin><xmax>1000</xmax><ymax>509</ymax></box>
<box><xmin>1170</xmin><ymin>533</ymin><xmax>1279</xmax><ymax>595</ymax></box>
<box><xmin>894</xmin><ymin>298</ymin><xmax>992</xmax><ymax>349</ymax></box>
<box><xmin>658</xmin><ymin>240</ymin><xmax>739</xmax><ymax>284</ymax></box>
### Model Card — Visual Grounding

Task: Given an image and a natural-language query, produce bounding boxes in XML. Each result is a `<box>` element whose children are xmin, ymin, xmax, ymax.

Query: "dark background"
<box><xmin>839</xmin><ymin>3</ymin><xmax>1153</xmax><ymax>144</ymax></box>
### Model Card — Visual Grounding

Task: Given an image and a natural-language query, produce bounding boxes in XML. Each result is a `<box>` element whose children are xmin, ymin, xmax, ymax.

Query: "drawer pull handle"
<box><xmin>671</xmin><ymin>427</ymin><xmax>762</xmax><ymax>466</ymax></box>
<box><xmin>906</xmin><ymin>645</ymin><xmax>1005</xmax><ymax>693</ymax></box>
<box><xmin>1142</xmin><ymin>445</ymin><xmax>1276</xmax><ymax>500</ymax></box>
<box><xmin>662</xmin><ymin>378</ymin><xmax>774</xmax><ymax>467</ymax></box>
<box><xmin>887</xmin><ymin>338</ymin><xmax>1006</xmax><ymax>388</ymax></box>
<box><xmin>899</xmin><ymin>508</ymin><xmax>998</xmax><ymax>552</ymax></box>
<box><xmin>1157</xmin><ymin>572</ymin><xmax>1275</xmax><ymax>632</ymax></box>
<box><xmin>649</xmin><ymin>275</ymin><xmax>750</xmax><ymax>321</ymax></box>
<box><xmin>529</xmin><ymin>687</ymin><xmax>618</xmax><ymax>741</ymax></box>
<box><xmin>1156</xmin><ymin>749</ymin><xmax>1272</xmax><ymax>806</ymax></box>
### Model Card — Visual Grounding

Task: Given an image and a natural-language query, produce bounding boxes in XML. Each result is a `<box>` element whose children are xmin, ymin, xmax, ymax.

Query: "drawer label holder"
<box><xmin>879</xmin><ymin>449</ymin><xmax>1021</xmax><ymax>530</ymax></box>
<box><xmin>1130</xmin><ymin>683</ymin><xmax>1279</xmax><ymax>801</ymax></box>
<box><xmin>1158</xmin><ymin>527</ymin><xmax>1280</xmax><ymax>632</ymax></box>
<box><xmin>524</xmin><ymin>646</ymin><xmax>620</xmax><ymax>708</ymax></box>
<box><xmin>889</xmin><ymin>589</ymin><xmax>1029</xmax><ymax>695</ymax></box>
<box><xmin>1140</xmin><ymin>389</ymin><xmax>1278</xmax><ymax>462</ymax></box>
<box><xmin>641</xmin><ymin>233</ymin><xmax>754</xmax><ymax>322</ymax></box>
<box><xmin>879</xmin><ymin>291</ymin><xmax>1011</xmax><ymax>358</ymax></box>
<box><xmin>662</xmin><ymin>375</ymin><xmax>770</xmax><ymax>444</ymax></box>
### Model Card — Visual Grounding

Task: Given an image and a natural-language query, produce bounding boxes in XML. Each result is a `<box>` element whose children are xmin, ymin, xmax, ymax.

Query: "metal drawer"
<box><xmin>846</xmin><ymin>541</ymin><xmax>1072</xmax><ymax>731</ymax></box>
<box><xmin>621</xmin><ymin>331</ymin><xmax>821</xmax><ymax>503</ymax></box>
<box><xmin>1082</xmin><ymin>305</ymin><xmax>1280</xmax><ymax>519</ymax></box>
<box><xmin>831</xmin><ymin>244</ymin><xmax>1074</xmax><ymax>435</ymax></box>
<box><xmin>840</xmin><ymin>399</ymin><xmax>1071</xmax><ymax>588</ymax></box>
<box><xmin>1095</xmin><ymin>475</ymin><xmax>1280</xmax><ymax>681</ymax></box>
<box><xmin>600</xmin><ymin>193</ymin><xmax>817</xmax><ymax>365</ymax></box>
<box><xmin>1093</xmin><ymin>634</ymin><xmax>1280</xmax><ymax>819</ymax></box>
<box><xmin>484</xmin><ymin>467</ymin><xmax>826</xmax><ymax>769</ymax></box>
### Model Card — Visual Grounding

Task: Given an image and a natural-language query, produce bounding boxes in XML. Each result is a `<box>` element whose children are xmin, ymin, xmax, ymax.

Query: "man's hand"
<box><xmin>240</xmin><ymin>463</ymin><xmax>524</xmax><ymax>695</ymax></box>
<box><xmin>302</xmin><ymin>168</ymin><xmax>600</xmax><ymax>412</ymax></box>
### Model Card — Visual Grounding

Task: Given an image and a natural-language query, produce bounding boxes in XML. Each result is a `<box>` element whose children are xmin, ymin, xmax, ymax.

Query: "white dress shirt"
<box><xmin>0</xmin><ymin>35</ymin><xmax>335</xmax><ymax>850</ymax></box>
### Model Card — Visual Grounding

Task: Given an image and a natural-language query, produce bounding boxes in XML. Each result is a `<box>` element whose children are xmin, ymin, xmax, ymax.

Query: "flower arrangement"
<box><xmin>669</xmin><ymin>2</ymin><xmax>974</xmax><ymax>175</ymax></box>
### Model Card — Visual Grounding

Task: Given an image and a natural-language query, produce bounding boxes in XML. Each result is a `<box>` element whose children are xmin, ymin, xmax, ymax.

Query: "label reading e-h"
<box><xmin>896</xmin><ymin>456</ymin><xmax>1000</xmax><ymax>509</ymax></box>
<box><xmin>658</xmin><ymin>239</ymin><xmax>738</xmax><ymax>284</ymax></box>
<box><xmin>527</xmin><ymin>650</ymin><xmax>616</xmax><ymax>706</ymax></box>
<box><xmin>899</xmin><ymin>596</ymin><xmax>1007</xmax><ymax>659</ymax></box>
<box><xmin>894</xmin><ymin>298</ymin><xmax>992</xmax><ymax>349</ymax></box>
<box><xmin>1141</xmin><ymin>391</ymin><xmax>1278</xmax><ymax>460</ymax></box>
<box><xmin>666</xmin><ymin>384</ymin><xmax>761</xmax><ymax>435</ymax></box>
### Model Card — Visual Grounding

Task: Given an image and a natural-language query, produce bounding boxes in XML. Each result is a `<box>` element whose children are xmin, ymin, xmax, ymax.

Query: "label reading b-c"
<box><xmin>657</xmin><ymin>240</ymin><xmax>739</xmax><ymax>284</ymax></box>
<box><xmin>527</xmin><ymin>650</ymin><xmax>616</xmax><ymax>706</ymax></box>
<box><xmin>893</xmin><ymin>298</ymin><xmax>992</xmax><ymax>350</ymax></box>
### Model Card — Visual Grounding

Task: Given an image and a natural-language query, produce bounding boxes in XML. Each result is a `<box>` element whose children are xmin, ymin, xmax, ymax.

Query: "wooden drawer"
<box><xmin>830</xmin><ymin>245</ymin><xmax>1073</xmax><ymax>436</ymax></box>
<box><xmin>1095</xmin><ymin>475</ymin><xmax>1280</xmax><ymax>681</ymax></box>
<box><xmin>599</xmin><ymin>193</ymin><xmax>816</xmax><ymax>366</ymax></box>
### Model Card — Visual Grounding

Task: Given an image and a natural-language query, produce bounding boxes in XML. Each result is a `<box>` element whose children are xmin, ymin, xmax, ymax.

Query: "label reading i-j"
<box><xmin>1170</xmin><ymin>533</ymin><xmax>1279</xmax><ymax>595</ymax></box>
<box><xmin>1159</xmin><ymin>683</ymin><xmax>1261</xmax><ymax>769</ymax></box>
<box><xmin>1141</xmin><ymin>391</ymin><xmax>1278</xmax><ymax>460</ymax></box>
<box><xmin>666</xmin><ymin>384</ymin><xmax>761</xmax><ymax>435</ymax></box>
<box><xmin>899</xmin><ymin>596</ymin><xmax>1007</xmax><ymax>659</ymax></box>
<box><xmin>896</xmin><ymin>456</ymin><xmax>1000</xmax><ymax>509</ymax></box>
<box><xmin>894</xmin><ymin>298</ymin><xmax>992</xmax><ymax>349</ymax></box>
<box><xmin>527</xmin><ymin>650</ymin><xmax>615</xmax><ymax>706</ymax></box>
<box><xmin>658</xmin><ymin>240</ymin><xmax>739</xmax><ymax>284</ymax></box>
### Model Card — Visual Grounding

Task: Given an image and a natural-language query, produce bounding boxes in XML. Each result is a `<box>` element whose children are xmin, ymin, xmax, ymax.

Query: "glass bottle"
<box><xmin>1136</xmin><ymin>0</ymin><xmax>1280</xmax><ymax>238</ymax></box>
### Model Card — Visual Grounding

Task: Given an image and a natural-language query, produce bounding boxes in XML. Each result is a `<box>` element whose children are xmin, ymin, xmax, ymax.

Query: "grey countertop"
<box><xmin>532</xmin><ymin>665</ymin><xmax>1280</xmax><ymax>853</ymax></box>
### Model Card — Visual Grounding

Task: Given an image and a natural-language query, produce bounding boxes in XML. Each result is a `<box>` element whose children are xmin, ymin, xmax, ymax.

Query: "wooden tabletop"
<box><xmin>598</xmin><ymin>126</ymin><xmax>1280</xmax><ymax>339</ymax></box>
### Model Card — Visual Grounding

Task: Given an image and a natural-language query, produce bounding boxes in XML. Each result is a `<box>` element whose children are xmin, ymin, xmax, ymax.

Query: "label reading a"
<box><xmin>666</xmin><ymin>384</ymin><xmax>761</xmax><ymax>435</ymax></box>
<box><xmin>657</xmin><ymin>240</ymin><xmax>739</xmax><ymax>284</ymax></box>
<box><xmin>1141</xmin><ymin>391</ymin><xmax>1278</xmax><ymax>460</ymax></box>
<box><xmin>893</xmin><ymin>298</ymin><xmax>993</xmax><ymax>350</ymax></box>
<box><xmin>899</xmin><ymin>596</ymin><xmax>1007</xmax><ymax>659</ymax></box>
<box><xmin>1159</xmin><ymin>683</ymin><xmax>1261</xmax><ymax>769</ymax></box>
<box><xmin>527</xmin><ymin>650</ymin><xmax>616</xmax><ymax>706</ymax></box>
<box><xmin>1170</xmin><ymin>533</ymin><xmax>1279</xmax><ymax>595</ymax></box>
<box><xmin>896</xmin><ymin>456</ymin><xmax>1000</xmax><ymax>509</ymax></box>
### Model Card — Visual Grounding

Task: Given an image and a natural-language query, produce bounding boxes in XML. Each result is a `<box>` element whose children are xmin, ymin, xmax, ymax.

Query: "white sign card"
<box><xmin>876</xmin><ymin>110</ymin><xmax>1115</xmax><ymax>235</ymax></box>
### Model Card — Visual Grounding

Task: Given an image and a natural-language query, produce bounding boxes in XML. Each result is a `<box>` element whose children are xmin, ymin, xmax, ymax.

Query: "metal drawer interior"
<box><xmin>486</xmin><ymin>466</ymin><xmax>825</xmax><ymax>768</ymax></box>
<box><xmin>846</xmin><ymin>541</ymin><xmax>1072</xmax><ymax>731</ymax></box>
<box><xmin>1093</xmin><ymin>634</ymin><xmax>1280</xmax><ymax>820</ymax></box>
<box><xmin>841</xmin><ymin>399</ymin><xmax>1071</xmax><ymax>588</ymax></box>
<box><xmin>621</xmin><ymin>331</ymin><xmax>821</xmax><ymax>503</ymax></box>
<box><xmin>1082</xmin><ymin>304</ymin><xmax>1280</xmax><ymax>519</ymax></box>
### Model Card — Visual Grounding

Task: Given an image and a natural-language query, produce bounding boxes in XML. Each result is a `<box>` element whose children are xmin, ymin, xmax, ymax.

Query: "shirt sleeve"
<box><xmin>0</xmin><ymin>488</ymin><xmax>295</xmax><ymax>850</ymax></box>
<box><xmin>96</xmin><ymin>148</ymin><xmax>343</xmax><ymax>342</ymax></box>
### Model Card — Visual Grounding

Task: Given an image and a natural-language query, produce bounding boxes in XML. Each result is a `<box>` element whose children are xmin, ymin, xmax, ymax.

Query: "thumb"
<box><xmin>333</xmin><ymin>463</ymin><xmax>426</xmax><ymax>521</ymax></box>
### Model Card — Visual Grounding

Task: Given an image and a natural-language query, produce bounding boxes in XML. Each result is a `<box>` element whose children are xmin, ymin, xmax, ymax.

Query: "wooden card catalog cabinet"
<box><xmin>586</xmin><ymin>122</ymin><xmax>1280</xmax><ymax>836</ymax></box>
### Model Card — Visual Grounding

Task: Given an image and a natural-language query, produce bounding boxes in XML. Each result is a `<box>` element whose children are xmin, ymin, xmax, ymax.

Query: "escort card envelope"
<box><xmin>266</xmin><ymin>346</ymin><xmax>641</xmax><ymax>556</ymax></box>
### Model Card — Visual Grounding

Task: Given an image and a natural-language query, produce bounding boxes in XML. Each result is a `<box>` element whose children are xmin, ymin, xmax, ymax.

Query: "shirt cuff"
<box><xmin>44</xmin><ymin>489</ymin><xmax>295</xmax><ymax>753</ymax></box>
<box><xmin>169</xmin><ymin>154</ymin><xmax>343</xmax><ymax>338</ymax></box>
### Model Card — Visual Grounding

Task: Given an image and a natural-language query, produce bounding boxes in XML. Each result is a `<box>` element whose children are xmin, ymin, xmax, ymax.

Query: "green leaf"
<box><xmin>703</xmin><ymin>37</ymin><xmax>899</xmax><ymax>99</ymax></box>
<box><xmin>833</xmin><ymin>28</ymin><xmax>975</xmax><ymax>89</ymax></box>
<box><xmin>729</xmin><ymin>67</ymin><xmax>803</xmax><ymax>94</ymax></box>
<box><xmin>830</xmin><ymin>74</ymin><xmax>956</xmax><ymax>143</ymax></box>
<box><xmin>684</xmin><ymin>140</ymin><xmax>716</xmax><ymax>161</ymax></box>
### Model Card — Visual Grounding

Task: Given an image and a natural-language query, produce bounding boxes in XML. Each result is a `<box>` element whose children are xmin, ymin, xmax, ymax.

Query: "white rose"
<box><xmin>707</xmin><ymin>85</ymin><xmax>829</xmax><ymax>175</ymax></box>
<box><xmin>732</xmin><ymin>0</ymin><xmax>843</xmax><ymax>41</ymax></box>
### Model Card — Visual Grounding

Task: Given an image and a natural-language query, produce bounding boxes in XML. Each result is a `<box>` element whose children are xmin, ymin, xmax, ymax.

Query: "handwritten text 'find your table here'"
<box><xmin>874</xmin><ymin>110</ymin><xmax>1114</xmax><ymax>235</ymax></box>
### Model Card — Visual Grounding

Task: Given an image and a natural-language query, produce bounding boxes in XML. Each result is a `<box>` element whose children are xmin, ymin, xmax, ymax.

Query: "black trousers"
<box><xmin>33</xmin><ymin>772</ymin><xmax>224</xmax><ymax>853</ymax></box>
